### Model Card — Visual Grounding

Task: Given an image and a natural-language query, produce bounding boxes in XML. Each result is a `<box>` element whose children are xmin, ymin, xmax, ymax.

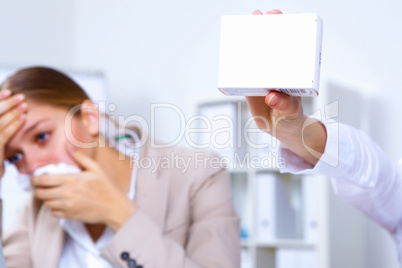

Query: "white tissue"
<box><xmin>33</xmin><ymin>163</ymin><xmax>81</xmax><ymax>176</ymax></box>
<box><xmin>17</xmin><ymin>162</ymin><xmax>81</xmax><ymax>192</ymax></box>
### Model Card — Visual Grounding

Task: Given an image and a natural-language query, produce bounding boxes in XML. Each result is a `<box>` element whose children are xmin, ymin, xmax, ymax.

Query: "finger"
<box><xmin>252</xmin><ymin>10</ymin><xmax>263</xmax><ymax>15</ymax></box>
<box><xmin>31</xmin><ymin>174</ymin><xmax>67</xmax><ymax>187</ymax></box>
<box><xmin>0</xmin><ymin>89</ymin><xmax>12</xmax><ymax>100</ymax></box>
<box><xmin>69</xmin><ymin>149</ymin><xmax>100</xmax><ymax>172</ymax></box>
<box><xmin>0</xmin><ymin>103</ymin><xmax>28</xmax><ymax>132</ymax></box>
<box><xmin>265</xmin><ymin>9</ymin><xmax>283</xmax><ymax>15</ymax></box>
<box><xmin>44</xmin><ymin>200</ymin><xmax>69</xmax><ymax>211</ymax></box>
<box><xmin>265</xmin><ymin>91</ymin><xmax>300</xmax><ymax>114</ymax></box>
<box><xmin>35</xmin><ymin>186</ymin><xmax>64</xmax><ymax>200</ymax></box>
<box><xmin>45</xmin><ymin>200</ymin><xmax>80</xmax><ymax>217</ymax></box>
<box><xmin>245</xmin><ymin>96</ymin><xmax>271</xmax><ymax>118</ymax></box>
<box><xmin>0</xmin><ymin>94</ymin><xmax>25</xmax><ymax>116</ymax></box>
<box><xmin>50</xmin><ymin>210</ymin><xmax>67</xmax><ymax>219</ymax></box>
<box><xmin>0</xmin><ymin>114</ymin><xmax>26</xmax><ymax>149</ymax></box>
<box><xmin>49</xmin><ymin>208</ymin><xmax>75</xmax><ymax>220</ymax></box>
<box><xmin>245</xmin><ymin>96</ymin><xmax>273</xmax><ymax>131</ymax></box>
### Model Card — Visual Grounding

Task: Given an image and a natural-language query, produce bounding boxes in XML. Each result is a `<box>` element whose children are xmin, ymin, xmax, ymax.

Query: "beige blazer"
<box><xmin>2</xmin><ymin>126</ymin><xmax>240</xmax><ymax>268</ymax></box>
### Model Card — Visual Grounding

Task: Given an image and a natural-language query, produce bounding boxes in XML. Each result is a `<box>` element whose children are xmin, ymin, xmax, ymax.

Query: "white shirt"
<box><xmin>278</xmin><ymin>121</ymin><xmax>402</xmax><ymax>266</ymax></box>
<box><xmin>58</xmin><ymin>130</ymin><xmax>140</xmax><ymax>268</ymax></box>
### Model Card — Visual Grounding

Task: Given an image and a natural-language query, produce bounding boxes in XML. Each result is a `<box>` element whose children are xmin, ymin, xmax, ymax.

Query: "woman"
<box><xmin>0</xmin><ymin>67</ymin><xmax>240</xmax><ymax>267</ymax></box>
<box><xmin>248</xmin><ymin>9</ymin><xmax>402</xmax><ymax>266</ymax></box>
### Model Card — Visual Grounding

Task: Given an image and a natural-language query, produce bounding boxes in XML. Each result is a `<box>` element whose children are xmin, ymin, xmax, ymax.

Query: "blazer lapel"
<box><xmin>32</xmin><ymin>205</ymin><xmax>64</xmax><ymax>268</ymax></box>
<box><xmin>131</xmin><ymin>126</ymin><xmax>169</xmax><ymax>231</ymax></box>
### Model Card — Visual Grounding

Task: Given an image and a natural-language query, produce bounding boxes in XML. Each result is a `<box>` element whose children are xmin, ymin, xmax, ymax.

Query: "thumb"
<box><xmin>66</xmin><ymin>142</ymin><xmax>99</xmax><ymax>172</ymax></box>
<box><xmin>265</xmin><ymin>91</ymin><xmax>301</xmax><ymax>115</ymax></box>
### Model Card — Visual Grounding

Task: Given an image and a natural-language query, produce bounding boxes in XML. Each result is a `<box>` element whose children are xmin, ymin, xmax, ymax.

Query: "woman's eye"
<box><xmin>36</xmin><ymin>132</ymin><xmax>49</xmax><ymax>143</ymax></box>
<box><xmin>8</xmin><ymin>153</ymin><xmax>23</xmax><ymax>164</ymax></box>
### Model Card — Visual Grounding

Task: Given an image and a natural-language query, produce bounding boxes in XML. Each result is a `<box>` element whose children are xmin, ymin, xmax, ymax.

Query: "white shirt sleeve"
<box><xmin>278</xmin><ymin>120</ymin><xmax>402</xmax><ymax>260</ymax></box>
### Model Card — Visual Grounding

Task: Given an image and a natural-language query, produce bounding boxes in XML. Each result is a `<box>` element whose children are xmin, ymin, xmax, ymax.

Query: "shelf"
<box><xmin>256</xmin><ymin>239</ymin><xmax>316</xmax><ymax>249</ymax></box>
<box><xmin>241</xmin><ymin>239</ymin><xmax>252</xmax><ymax>247</ymax></box>
<box><xmin>241</xmin><ymin>239</ymin><xmax>316</xmax><ymax>249</ymax></box>
<box><xmin>228</xmin><ymin>168</ymin><xmax>250</xmax><ymax>174</ymax></box>
<box><xmin>228</xmin><ymin>167</ymin><xmax>281</xmax><ymax>174</ymax></box>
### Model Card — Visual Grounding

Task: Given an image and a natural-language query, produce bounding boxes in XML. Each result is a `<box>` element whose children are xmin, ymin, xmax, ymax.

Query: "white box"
<box><xmin>218</xmin><ymin>13</ymin><xmax>323</xmax><ymax>97</ymax></box>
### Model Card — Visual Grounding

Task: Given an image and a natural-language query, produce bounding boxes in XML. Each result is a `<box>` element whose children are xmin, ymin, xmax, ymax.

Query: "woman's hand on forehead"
<box><xmin>0</xmin><ymin>89</ymin><xmax>27</xmax><ymax>177</ymax></box>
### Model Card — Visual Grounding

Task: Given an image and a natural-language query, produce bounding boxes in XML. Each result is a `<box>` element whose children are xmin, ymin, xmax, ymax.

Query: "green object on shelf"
<box><xmin>115</xmin><ymin>134</ymin><xmax>131</xmax><ymax>141</ymax></box>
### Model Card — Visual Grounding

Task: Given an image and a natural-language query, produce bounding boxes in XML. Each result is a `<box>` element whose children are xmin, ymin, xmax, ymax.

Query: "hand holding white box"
<box><xmin>218</xmin><ymin>13</ymin><xmax>323</xmax><ymax>97</ymax></box>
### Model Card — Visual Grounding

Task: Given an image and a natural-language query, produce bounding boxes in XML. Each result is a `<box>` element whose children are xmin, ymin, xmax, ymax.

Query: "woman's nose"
<box><xmin>24</xmin><ymin>154</ymin><xmax>52</xmax><ymax>175</ymax></box>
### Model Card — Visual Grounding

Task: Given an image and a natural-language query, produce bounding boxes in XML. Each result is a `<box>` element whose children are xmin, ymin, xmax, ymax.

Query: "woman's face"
<box><xmin>5</xmin><ymin>101</ymin><xmax>96</xmax><ymax>175</ymax></box>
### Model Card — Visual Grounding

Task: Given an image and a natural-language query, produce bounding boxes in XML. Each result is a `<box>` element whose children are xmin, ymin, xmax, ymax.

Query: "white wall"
<box><xmin>0</xmin><ymin>0</ymin><xmax>75</xmax><ymax>67</ymax></box>
<box><xmin>1</xmin><ymin>0</ymin><xmax>402</xmax><ymax>267</ymax></box>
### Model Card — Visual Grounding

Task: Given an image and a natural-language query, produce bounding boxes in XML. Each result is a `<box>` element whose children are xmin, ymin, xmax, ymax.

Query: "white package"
<box><xmin>218</xmin><ymin>13</ymin><xmax>323</xmax><ymax>97</ymax></box>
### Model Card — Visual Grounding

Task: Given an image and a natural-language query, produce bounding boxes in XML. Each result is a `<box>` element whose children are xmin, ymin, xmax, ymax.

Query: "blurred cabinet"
<box><xmin>193</xmin><ymin>85</ymin><xmax>366</xmax><ymax>268</ymax></box>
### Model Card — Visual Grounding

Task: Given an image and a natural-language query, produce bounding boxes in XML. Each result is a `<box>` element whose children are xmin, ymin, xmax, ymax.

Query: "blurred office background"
<box><xmin>1</xmin><ymin>0</ymin><xmax>402</xmax><ymax>267</ymax></box>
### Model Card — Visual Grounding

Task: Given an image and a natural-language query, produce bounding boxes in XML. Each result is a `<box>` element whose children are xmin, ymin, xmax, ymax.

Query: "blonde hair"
<box><xmin>0</xmin><ymin>66</ymin><xmax>90</xmax><ymax>110</ymax></box>
<box><xmin>1</xmin><ymin>66</ymin><xmax>124</xmax><ymax>143</ymax></box>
